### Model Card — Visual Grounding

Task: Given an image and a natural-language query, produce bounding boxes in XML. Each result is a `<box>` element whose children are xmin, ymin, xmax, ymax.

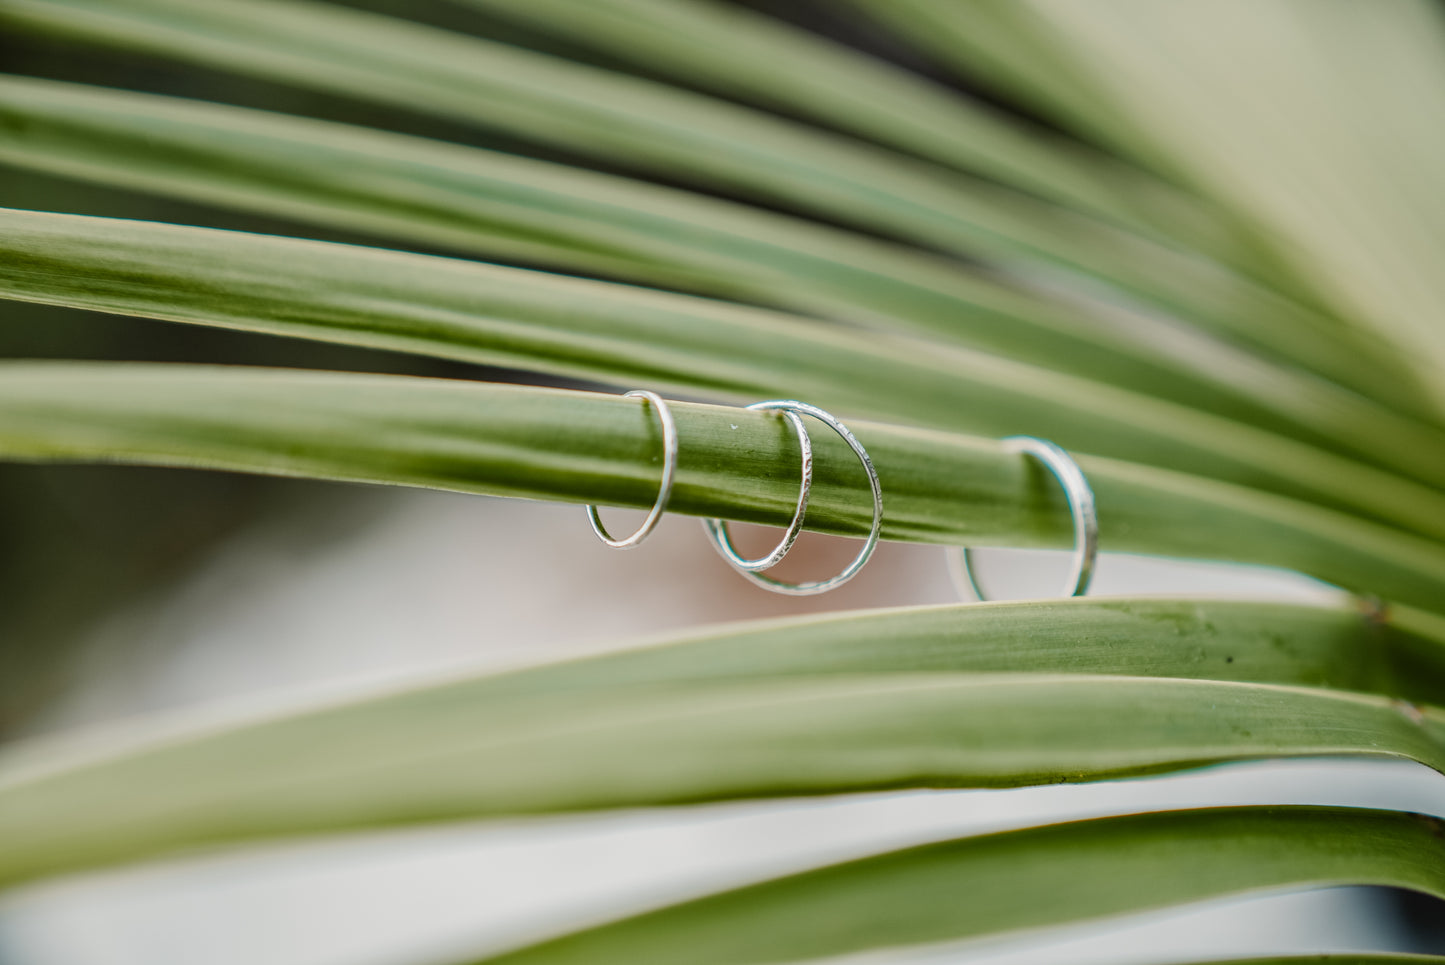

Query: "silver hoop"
<box><xmin>586</xmin><ymin>390</ymin><xmax>678</xmax><ymax>549</ymax></box>
<box><xmin>702</xmin><ymin>406</ymin><xmax>812</xmax><ymax>571</ymax></box>
<box><xmin>705</xmin><ymin>400</ymin><xmax>883</xmax><ymax>597</ymax></box>
<box><xmin>948</xmin><ymin>436</ymin><xmax>1097</xmax><ymax>601</ymax></box>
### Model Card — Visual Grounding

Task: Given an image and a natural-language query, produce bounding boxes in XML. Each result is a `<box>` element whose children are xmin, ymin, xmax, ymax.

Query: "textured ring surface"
<box><xmin>702</xmin><ymin>406</ymin><xmax>812</xmax><ymax>571</ymax></box>
<box><xmin>705</xmin><ymin>400</ymin><xmax>883</xmax><ymax>596</ymax></box>
<box><xmin>586</xmin><ymin>390</ymin><xmax>678</xmax><ymax>549</ymax></box>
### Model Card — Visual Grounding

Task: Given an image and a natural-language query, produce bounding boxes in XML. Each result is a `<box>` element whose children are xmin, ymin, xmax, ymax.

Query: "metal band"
<box><xmin>705</xmin><ymin>400</ymin><xmax>883</xmax><ymax>596</ymax></box>
<box><xmin>949</xmin><ymin>436</ymin><xmax>1097</xmax><ymax>600</ymax></box>
<box><xmin>586</xmin><ymin>390</ymin><xmax>678</xmax><ymax>549</ymax></box>
<box><xmin>702</xmin><ymin>406</ymin><xmax>812</xmax><ymax>571</ymax></box>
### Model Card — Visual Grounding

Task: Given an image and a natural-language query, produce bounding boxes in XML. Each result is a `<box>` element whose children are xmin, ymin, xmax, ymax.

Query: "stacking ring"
<box><xmin>702</xmin><ymin>406</ymin><xmax>812</xmax><ymax>571</ymax></box>
<box><xmin>948</xmin><ymin>436</ymin><xmax>1097</xmax><ymax>600</ymax></box>
<box><xmin>586</xmin><ymin>390</ymin><xmax>678</xmax><ymax>549</ymax></box>
<box><xmin>704</xmin><ymin>401</ymin><xmax>883</xmax><ymax>596</ymax></box>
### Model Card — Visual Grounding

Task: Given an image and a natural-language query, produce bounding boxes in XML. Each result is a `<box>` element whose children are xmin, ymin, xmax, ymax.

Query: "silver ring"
<box><xmin>702</xmin><ymin>406</ymin><xmax>812</xmax><ymax>571</ymax></box>
<box><xmin>586</xmin><ymin>390</ymin><xmax>678</xmax><ymax>549</ymax></box>
<box><xmin>948</xmin><ymin>436</ymin><xmax>1097</xmax><ymax>600</ymax></box>
<box><xmin>705</xmin><ymin>401</ymin><xmax>883</xmax><ymax>597</ymax></box>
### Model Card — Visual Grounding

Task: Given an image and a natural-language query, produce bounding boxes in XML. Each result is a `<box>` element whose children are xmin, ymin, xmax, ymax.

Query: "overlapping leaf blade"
<box><xmin>449</xmin><ymin>0</ymin><xmax>1245</xmax><ymax>260</ymax></box>
<box><xmin>3</xmin><ymin>75</ymin><xmax>1440</xmax><ymax>479</ymax></box>
<box><xmin>1</xmin><ymin>0</ymin><xmax>1427</xmax><ymax>417</ymax></box>
<box><xmin>468</xmin><ymin>808</ymin><xmax>1445</xmax><ymax>964</ymax></box>
<box><xmin>8</xmin><ymin>209</ymin><xmax>1445</xmax><ymax>546</ymax></box>
<box><xmin>0</xmin><ymin>2</ymin><xmax>1442</xmax><ymax>959</ymax></box>
<box><xmin>1</xmin><ymin>598</ymin><xmax>1443</xmax><ymax>890</ymax></box>
<box><xmin>850</xmin><ymin>0</ymin><xmax>1445</xmax><ymax>417</ymax></box>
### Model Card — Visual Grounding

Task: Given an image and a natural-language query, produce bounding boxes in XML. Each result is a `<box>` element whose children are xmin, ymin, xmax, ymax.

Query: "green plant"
<box><xmin>0</xmin><ymin>0</ymin><xmax>1443</xmax><ymax>961</ymax></box>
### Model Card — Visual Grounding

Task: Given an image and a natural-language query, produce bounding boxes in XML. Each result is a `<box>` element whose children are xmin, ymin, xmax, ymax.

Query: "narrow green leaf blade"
<box><xmin>0</xmin><ymin>75</ymin><xmax>1314</xmax><ymax>426</ymax></box>
<box><xmin>851</xmin><ymin>0</ymin><xmax>1445</xmax><ymax>416</ymax></box>
<box><xmin>3</xmin><ymin>364</ymin><xmax>1445</xmax><ymax>609</ymax></box>
<box><xmin>0</xmin><ymin>0</ymin><xmax>1423</xmax><ymax>415</ymax></box>
<box><xmin>467</xmin><ymin>808</ymin><xmax>1445</xmax><ymax>965</ymax></box>
<box><xmin>451</xmin><ymin>0</ymin><xmax>1244</xmax><ymax>262</ymax></box>
<box><xmin>6</xmin><ymin>209</ymin><xmax>1445</xmax><ymax>543</ymax></box>
<box><xmin>385</xmin><ymin>597</ymin><xmax>1445</xmax><ymax>709</ymax></box>
<box><xmin>1</xmin><ymin>75</ymin><xmax>1433</xmax><ymax>460</ymax></box>
<box><xmin>2</xmin><ymin>597</ymin><xmax>1444</xmax><ymax>889</ymax></box>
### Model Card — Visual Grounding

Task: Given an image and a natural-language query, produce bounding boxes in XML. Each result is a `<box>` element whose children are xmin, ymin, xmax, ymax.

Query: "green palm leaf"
<box><xmin>851</xmin><ymin>0</ymin><xmax>1445</xmax><ymax>413</ymax></box>
<box><xmin>5</xmin><ymin>364</ymin><xmax>1445</xmax><ymax>609</ymax></box>
<box><xmin>0</xmin><ymin>0</ymin><xmax>1426</xmax><ymax>416</ymax></box>
<box><xmin>1</xmin><ymin>76</ymin><xmax>1437</xmax><ymax>472</ymax></box>
<box><xmin>468</xmin><ymin>807</ymin><xmax>1445</xmax><ymax>965</ymax></box>
<box><xmin>9</xmin><ymin>208</ymin><xmax>1445</xmax><ymax>549</ymax></box>
<box><xmin>1</xmin><ymin>1</ymin><xmax>1442</xmax><ymax>961</ymax></box>
<box><xmin>1</xmin><ymin>599</ymin><xmax>1442</xmax><ymax>888</ymax></box>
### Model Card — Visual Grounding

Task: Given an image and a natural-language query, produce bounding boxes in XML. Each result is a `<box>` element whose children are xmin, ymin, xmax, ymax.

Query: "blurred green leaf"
<box><xmin>1</xmin><ymin>597</ymin><xmax>1443</xmax><ymax>888</ymax></box>
<box><xmin>450</xmin><ymin>0</ymin><xmax>1363</xmax><ymax>335</ymax></box>
<box><xmin>468</xmin><ymin>808</ymin><xmax>1445</xmax><ymax>964</ymax></box>
<box><xmin>4</xmin><ymin>76</ymin><xmax>1442</xmax><ymax>485</ymax></box>
<box><xmin>0</xmin><ymin>0</ymin><xmax>1426</xmax><ymax>417</ymax></box>
<box><xmin>850</xmin><ymin>0</ymin><xmax>1445</xmax><ymax>417</ymax></box>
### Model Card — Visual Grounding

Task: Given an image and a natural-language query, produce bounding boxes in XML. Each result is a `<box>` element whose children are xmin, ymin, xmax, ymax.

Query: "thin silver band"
<box><xmin>586</xmin><ymin>390</ymin><xmax>678</xmax><ymax>549</ymax></box>
<box><xmin>702</xmin><ymin>406</ymin><xmax>812</xmax><ymax>571</ymax></box>
<box><xmin>705</xmin><ymin>401</ymin><xmax>883</xmax><ymax>597</ymax></box>
<box><xmin>949</xmin><ymin>436</ymin><xmax>1097</xmax><ymax>601</ymax></box>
